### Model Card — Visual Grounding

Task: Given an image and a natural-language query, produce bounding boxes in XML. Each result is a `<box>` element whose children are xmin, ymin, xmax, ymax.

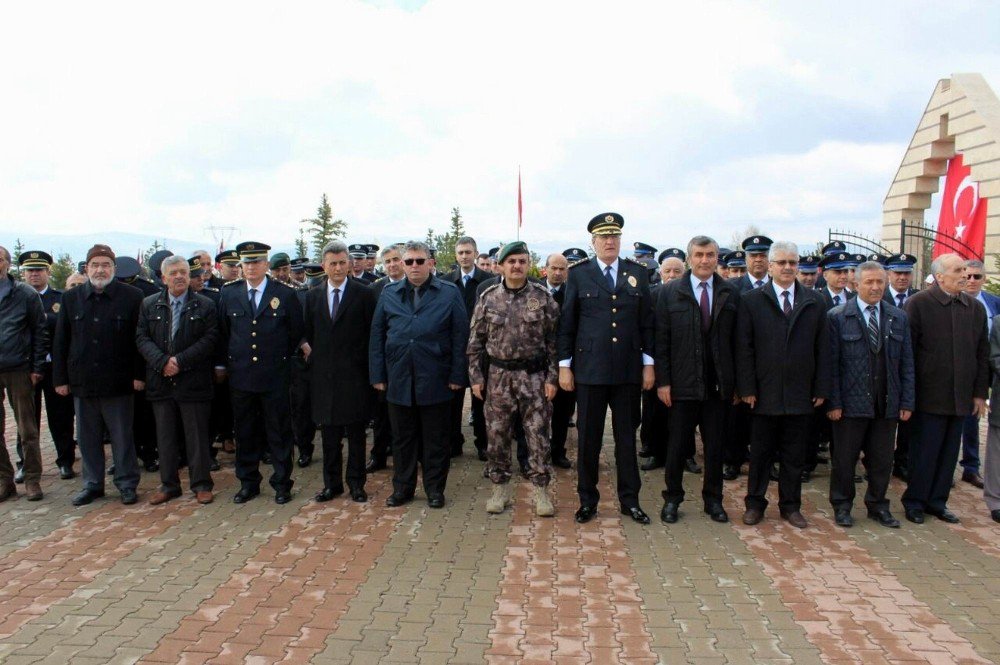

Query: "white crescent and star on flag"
<box><xmin>953</xmin><ymin>174</ymin><xmax>979</xmax><ymax>240</ymax></box>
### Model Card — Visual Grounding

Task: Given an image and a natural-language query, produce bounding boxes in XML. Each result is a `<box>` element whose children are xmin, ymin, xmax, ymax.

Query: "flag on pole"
<box><xmin>517</xmin><ymin>167</ymin><xmax>523</xmax><ymax>239</ymax></box>
<box><xmin>934</xmin><ymin>154</ymin><xmax>988</xmax><ymax>259</ymax></box>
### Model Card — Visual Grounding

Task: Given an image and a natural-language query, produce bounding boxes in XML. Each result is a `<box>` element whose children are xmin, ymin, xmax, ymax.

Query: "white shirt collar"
<box><xmin>857</xmin><ymin>298</ymin><xmax>880</xmax><ymax>315</ymax></box>
<box><xmin>327</xmin><ymin>279</ymin><xmax>347</xmax><ymax>295</ymax></box>
<box><xmin>247</xmin><ymin>276</ymin><xmax>268</xmax><ymax>294</ymax></box>
<box><xmin>599</xmin><ymin>258</ymin><xmax>619</xmax><ymax>273</ymax></box>
<box><xmin>461</xmin><ymin>267</ymin><xmax>475</xmax><ymax>278</ymax></box>
<box><xmin>772</xmin><ymin>280</ymin><xmax>795</xmax><ymax>305</ymax></box>
<box><xmin>546</xmin><ymin>281</ymin><xmax>562</xmax><ymax>291</ymax></box>
<box><xmin>750</xmin><ymin>273</ymin><xmax>770</xmax><ymax>286</ymax></box>
<box><xmin>690</xmin><ymin>273</ymin><xmax>712</xmax><ymax>292</ymax></box>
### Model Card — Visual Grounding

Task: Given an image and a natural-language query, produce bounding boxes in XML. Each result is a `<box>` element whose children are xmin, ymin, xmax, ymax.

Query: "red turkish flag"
<box><xmin>934</xmin><ymin>154</ymin><xmax>988</xmax><ymax>259</ymax></box>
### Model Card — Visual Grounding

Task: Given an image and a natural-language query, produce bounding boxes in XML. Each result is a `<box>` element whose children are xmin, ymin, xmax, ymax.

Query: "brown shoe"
<box><xmin>196</xmin><ymin>491</ymin><xmax>214</xmax><ymax>504</ymax></box>
<box><xmin>962</xmin><ymin>471</ymin><xmax>985</xmax><ymax>489</ymax></box>
<box><xmin>0</xmin><ymin>482</ymin><xmax>16</xmax><ymax>502</ymax></box>
<box><xmin>148</xmin><ymin>490</ymin><xmax>180</xmax><ymax>506</ymax></box>
<box><xmin>25</xmin><ymin>481</ymin><xmax>43</xmax><ymax>501</ymax></box>
<box><xmin>782</xmin><ymin>511</ymin><xmax>808</xmax><ymax>528</ymax></box>
<box><xmin>742</xmin><ymin>508</ymin><xmax>764</xmax><ymax>525</ymax></box>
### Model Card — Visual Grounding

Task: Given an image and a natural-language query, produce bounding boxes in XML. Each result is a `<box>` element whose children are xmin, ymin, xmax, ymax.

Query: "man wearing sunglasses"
<box><xmin>370</xmin><ymin>241</ymin><xmax>469</xmax><ymax>509</ymax></box>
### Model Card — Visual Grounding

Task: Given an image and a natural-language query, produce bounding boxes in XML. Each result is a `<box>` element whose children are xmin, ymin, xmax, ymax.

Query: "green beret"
<box><xmin>497</xmin><ymin>241</ymin><xmax>529</xmax><ymax>263</ymax></box>
<box><xmin>269</xmin><ymin>252</ymin><xmax>290</xmax><ymax>269</ymax></box>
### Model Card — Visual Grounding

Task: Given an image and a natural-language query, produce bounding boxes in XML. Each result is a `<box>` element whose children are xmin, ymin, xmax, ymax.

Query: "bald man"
<box><xmin>545</xmin><ymin>253</ymin><xmax>574</xmax><ymax>468</ymax></box>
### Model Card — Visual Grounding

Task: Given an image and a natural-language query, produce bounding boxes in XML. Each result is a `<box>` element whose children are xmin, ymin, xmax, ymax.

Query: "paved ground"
<box><xmin>2</xmin><ymin>400</ymin><xmax>1000</xmax><ymax>664</ymax></box>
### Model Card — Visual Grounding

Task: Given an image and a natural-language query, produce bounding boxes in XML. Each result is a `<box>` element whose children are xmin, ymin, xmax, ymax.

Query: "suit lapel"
<box><xmin>589</xmin><ymin>261</ymin><xmax>612</xmax><ymax>294</ymax></box>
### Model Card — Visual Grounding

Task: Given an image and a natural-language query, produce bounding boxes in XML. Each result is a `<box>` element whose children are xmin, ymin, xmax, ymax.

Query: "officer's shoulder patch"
<box><xmin>139</xmin><ymin>276</ymin><xmax>155</xmax><ymax>284</ymax></box>
<box><xmin>623</xmin><ymin>256</ymin><xmax>646</xmax><ymax>267</ymax></box>
<box><xmin>222</xmin><ymin>278</ymin><xmax>245</xmax><ymax>288</ymax></box>
<box><xmin>568</xmin><ymin>257</ymin><xmax>592</xmax><ymax>269</ymax></box>
<box><xmin>202</xmin><ymin>286</ymin><xmax>220</xmax><ymax>293</ymax></box>
<box><xmin>272</xmin><ymin>279</ymin><xmax>295</xmax><ymax>291</ymax></box>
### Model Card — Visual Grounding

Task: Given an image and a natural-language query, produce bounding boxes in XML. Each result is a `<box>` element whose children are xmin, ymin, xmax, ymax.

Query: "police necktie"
<box><xmin>755</xmin><ymin>279</ymin><xmax>763</xmax><ymax>288</ymax></box>
<box><xmin>833</xmin><ymin>294</ymin><xmax>841</xmax><ymax>306</ymax></box>
<box><xmin>171</xmin><ymin>300</ymin><xmax>181</xmax><ymax>340</ymax></box>
<box><xmin>699</xmin><ymin>282</ymin><xmax>711</xmax><ymax>332</ymax></box>
<box><xmin>896</xmin><ymin>292</ymin><xmax>905</xmax><ymax>307</ymax></box>
<box><xmin>605</xmin><ymin>265</ymin><xmax>615</xmax><ymax>291</ymax></box>
<box><xmin>330</xmin><ymin>287</ymin><xmax>340</xmax><ymax>319</ymax></box>
<box><xmin>782</xmin><ymin>290</ymin><xmax>792</xmax><ymax>316</ymax></box>
<box><xmin>249</xmin><ymin>288</ymin><xmax>258</xmax><ymax>313</ymax></box>
<box><xmin>867</xmin><ymin>305</ymin><xmax>880</xmax><ymax>350</ymax></box>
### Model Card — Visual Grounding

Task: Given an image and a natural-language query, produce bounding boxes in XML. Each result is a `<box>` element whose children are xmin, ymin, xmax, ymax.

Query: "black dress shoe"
<box><xmin>892</xmin><ymin>465</ymin><xmax>909</xmax><ymax>481</ymax></box>
<box><xmin>59</xmin><ymin>465</ymin><xmax>76</xmax><ymax>480</ymax></box>
<box><xmin>705</xmin><ymin>504</ymin><xmax>729</xmax><ymax>523</ymax></box>
<box><xmin>366</xmin><ymin>457</ymin><xmax>387</xmax><ymax>473</ymax></box>
<box><xmin>107</xmin><ymin>464</ymin><xmax>116</xmax><ymax>476</ymax></box>
<box><xmin>13</xmin><ymin>466</ymin><xmax>25</xmax><ymax>484</ymax></box>
<box><xmin>386</xmin><ymin>493</ymin><xmax>412</xmax><ymax>507</ymax></box>
<box><xmin>640</xmin><ymin>457</ymin><xmax>664</xmax><ymax>471</ymax></box>
<box><xmin>904</xmin><ymin>508</ymin><xmax>924</xmax><ymax>524</ymax></box>
<box><xmin>297</xmin><ymin>453</ymin><xmax>312</xmax><ymax>468</ymax></box>
<box><xmin>275</xmin><ymin>490</ymin><xmax>293</xmax><ymax>505</ymax></box>
<box><xmin>801</xmin><ymin>470</ymin><xmax>812</xmax><ymax>483</ymax></box>
<box><xmin>621</xmin><ymin>506</ymin><xmax>651</xmax><ymax>524</ymax></box>
<box><xmin>853</xmin><ymin>474</ymin><xmax>863</xmax><ymax>484</ymax></box>
<box><xmin>450</xmin><ymin>449</ymin><xmax>463</xmax><ymax>458</ymax></box>
<box><xmin>991</xmin><ymin>509</ymin><xmax>1000</xmax><ymax>524</ymax></box>
<box><xmin>120</xmin><ymin>489</ymin><xmax>138</xmax><ymax>505</ymax></box>
<box><xmin>552</xmin><ymin>456</ymin><xmax>573</xmax><ymax>469</ymax></box>
<box><xmin>722</xmin><ymin>464</ymin><xmax>739</xmax><ymax>481</ymax></box>
<box><xmin>927</xmin><ymin>508</ymin><xmax>960</xmax><ymax>524</ymax></box>
<box><xmin>72</xmin><ymin>488</ymin><xmax>105</xmax><ymax>506</ymax></box>
<box><xmin>867</xmin><ymin>509</ymin><xmax>901</xmax><ymax>528</ymax></box>
<box><xmin>315</xmin><ymin>487</ymin><xmax>343</xmax><ymax>502</ymax></box>
<box><xmin>660</xmin><ymin>502</ymin><xmax>679</xmax><ymax>524</ymax></box>
<box><xmin>144</xmin><ymin>460</ymin><xmax>159</xmax><ymax>473</ymax></box>
<box><xmin>637</xmin><ymin>446</ymin><xmax>653</xmax><ymax>458</ymax></box>
<box><xmin>261</xmin><ymin>452</ymin><xmax>272</xmax><ymax>465</ymax></box>
<box><xmin>769</xmin><ymin>463</ymin><xmax>780</xmax><ymax>482</ymax></box>
<box><xmin>476</xmin><ymin>450</ymin><xmax>488</xmax><ymax>462</ymax></box>
<box><xmin>834</xmin><ymin>509</ymin><xmax>853</xmax><ymax>527</ymax></box>
<box><xmin>233</xmin><ymin>487</ymin><xmax>260</xmax><ymax>504</ymax></box>
<box><xmin>575</xmin><ymin>505</ymin><xmax>597</xmax><ymax>523</ymax></box>
<box><xmin>427</xmin><ymin>494</ymin><xmax>445</xmax><ymax>508</ymax></box>
<box><xmin>350</xmin><ymin>488</ymin><xmax>368</xmax><ymax>503</ymax></box>
<box><xmin>684</xmin><ymin>458</ymin><xmax>702</xmax><ymax>474</ymax></box>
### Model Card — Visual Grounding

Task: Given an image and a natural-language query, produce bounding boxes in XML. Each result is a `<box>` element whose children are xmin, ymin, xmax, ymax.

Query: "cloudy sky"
<box><xmin>2</xmin><ymin>0</ymin><xmax>999</xmax><ymax>258</ymax></box>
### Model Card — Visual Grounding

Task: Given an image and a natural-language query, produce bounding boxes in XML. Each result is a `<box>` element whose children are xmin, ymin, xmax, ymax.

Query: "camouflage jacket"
<box><xmin>467</xmin><ymin>280</ymin><xmax>560</xmax><ymax>386</ymax></box>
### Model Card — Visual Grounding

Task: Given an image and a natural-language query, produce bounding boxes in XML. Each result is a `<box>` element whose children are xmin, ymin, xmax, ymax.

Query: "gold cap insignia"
<box><xmin>247</xmin><ymin>243</ymin><xmax>255</xmax><ymax>250</ymax></box>
<box><xmin>605</xmin><ymin>215</ymin><xmax>614</xmax><ymax>223</ymax></box>
<box><xmin>30</xmin><ymin>252</ymin><xmax>38</xmax><ymax>259</ymax></box>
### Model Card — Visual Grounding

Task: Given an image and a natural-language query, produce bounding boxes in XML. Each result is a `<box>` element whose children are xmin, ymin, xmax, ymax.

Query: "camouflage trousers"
<box><xmin>485</xmin><ymin>366</ymin><xmax>553</xmax><ymax>487</ymax></box>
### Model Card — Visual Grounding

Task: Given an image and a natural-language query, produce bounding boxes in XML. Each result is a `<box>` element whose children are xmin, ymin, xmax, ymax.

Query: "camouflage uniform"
<box><xmin>468</xmin><ymin>280</ymin><xmax>560</xmax><ymax>487</ymax></box>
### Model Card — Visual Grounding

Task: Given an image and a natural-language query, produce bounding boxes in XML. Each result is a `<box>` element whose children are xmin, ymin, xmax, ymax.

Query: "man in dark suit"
<box><xmin>656</xmin><ymin>236</ymin><xmax>739</xmax><ymax>525</ymax></box>
<box><xmin>304</xmin><ymin>241</ymin><xmax>377</xmax><ymax>503</ymax></box>
<box><xmin>544</xmin><ymin>250</ymin><xmax>577</xmax><ymax>469</ymax></box>
<box><xmin>441</xmin><ymin>236</ymin><xmax>492</xmax><ymax>459</ymax></box>
<box><xmin>881</xmin><ymin>252</ymin><xmax>919</xmax><ymax>480</ymax></box>
<box><xmin>366</xmin><ymin>244</ymin><xmax>406</xmax><ymax>472</ymax></box>
<box><xmin>959</xmin><ymin>259</ymin><xmax>999</xmax><ymax>489</ymax></box>
<box><xmin>348</xmin><ymin>244</ymin><xmax>373</xmax><ymax>283</ymax></box>
<box><xmin>736</xmin><ymin>240</ymin><xmax>831</xmax><ymax>528</ymax></box>
<box><xmin>732</xmin><ymin>236</ymin><xmax>772</xmax><ymax>293</ymax></box>
<box><xmin>558</xmin><ymin>213</ymin><xmax>655</xmax><ymax>525</ymax></box>
<box><xmin>817</xmin><ymin>252</ymin><xmax>856</xmax><ymax>310</ymax></box>
<box><xmin>370</xmin><ymin>240</ymin><xmax>469</xmax><ymax>508</ymax></box>
<box><xmin>216</xmin><ymin>241</ymin><xmax>305</xmax><ymax>505</ymax></box>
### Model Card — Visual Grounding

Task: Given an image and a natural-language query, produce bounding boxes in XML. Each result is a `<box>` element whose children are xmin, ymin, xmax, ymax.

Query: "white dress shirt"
<box><xmin>773</xmin><ymin>281</ymin><xmax>795</xmax><ymax>310</ymax></box>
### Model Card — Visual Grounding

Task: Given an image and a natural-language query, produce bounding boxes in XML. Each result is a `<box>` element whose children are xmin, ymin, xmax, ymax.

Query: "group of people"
<box><xmin>0</xmin><ymin>211</ymin><xmax>998</xmax><ymax>531</ymax></box>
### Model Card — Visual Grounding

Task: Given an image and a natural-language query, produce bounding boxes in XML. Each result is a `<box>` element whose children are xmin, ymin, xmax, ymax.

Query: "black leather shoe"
<box><xmin>927</xmin><ymin>508</ymin><xmax>960</xmax><ymax>524</ymax></box>
<box><xmin>575</xmin><ymin>505</ymin><xmax>597</xmax><ymax>523</ymax></box>
<box><xmin>144</xmin><ymin>460</ymin><xmax>159</xmax><ymax>473</ymax></box>
<box><xmin>386</xmin><ymin>493</ymin><xmax>412</xmax><ymax>507</ymax></box>
<box><xmin>705</xmin><ymin>504</ymin><xmax>729</xmax><ymax>523</ymax></box>
<box><xmin>640</xmin><ymin>458</ymin><xmax>664</xmax><ymax>471</ymax></box>
<box><xmin>867</xmin><ymin>509</ymin><xmax>901</xmax><ymax>528</ymax></box>
<box><xmin>853</xmin><ymin>474</ymin><xmax>863</xmax><ymax>484</ymax></box>
<box><xmin>120</xmin><ymin>489</ymin><xmax>138</xmax><ymax>505</ymax></box>
<box><xmin>366</xmin><ymin>457</ymin><xmax>387</xmax><ymax>473</ymax></box>
<box><xmin>801</xmin><ymin>470</ymin><xmax>812</xmax><ymax>483</ymax></box>
<box><xmin>275</xmin><ymin>490</ymin><xmax>293</xmax><ymax>505</ymax></box>
<box><xmin>427</xmin><ymin>494</ymin><xmax>445</xmax><ymax>508</ymax></box>
<box><xmin>13</xmin><ymin>466</ymin><xmax>25</xmax><ymax>484</ymax></box>
<box><xmin>637</xmin><ymin>446</ymin><xmax>653</xmax><ymax>458</ymax></box>
<box><xmin>892</xmin><ymin>465</ymin><xmax>909</xmax><ymax>481</ymax></box>
<box><xmin>72</xmin><ymin>488</ymin><xmax>105</xmax><ymax>506</ymax></box>
<box><xmin>552</xmin><ymin>456</ymin><xmax>573</xmax><ymax>469</ymax></box>
<box><xmin>660</xmin><ymin>502</ymin><xmax>679</xmax><ymax>524</ymax></box>
<box><xmin>834</xmin><ymin>509</ymin><xmax>853</xmax><ymax>527</ymax></box>
<box><xmin>684</xmin><ymin>458</ymin><xmax>702</xmax><ymax>474</ymax></box>
<box><xmin>991</xmin><ymin>509</ymin><xmax>1000</xmax><ymax>524</ymax></box>
<box><xmin>350</xmin><ymin>488</ymin><xmax>368</xmax><ymax>503</ymax></box>
<box><xmin>621</xmin><ymin>506</ymin><xmax>651</xmax><ymax>524</ymax></box>
<box><xmin>904</xmin><ymin>508</ymin><xmax>924</xmax><ymax>524</ymax></box>
<box><xmin>210</xmin><ymin>458</ymin><xmax>221</xmax><ymax>472</ymax></box>
<box><xmin>233</xmin><ymin>487</ymin><xmax>260</xmax><ymax>504</ymax></box>
<box><xmin>722</xmin><ymin>464</ymin><xmax>739</xmax><ymax>481</ymax></box>
<box><xmin>297</xmin><ymin>453</ymin><xmax>312</xmax><ymax>468</ymax></box>
<box><xmin>107</xmin><ymin>464</ymin><xmax>116</xmax><ymax>476</ymax></box>
<box><xmin>769</xmin><ymin>463</ymin><xmax>780</xmax><ymax>482</ymax></box>
<box><xmin>476</xmin><ymin>450</ymin><xmax>488</xmax><ymax>462</ymax></box>
<box><xmin>59</xmin><ymin>465</ymin><xmax>76</xmax><ymax>480</ymax></box>
<box><xmin>315</xmin><ymin>487</ymin><xmax>343</xmax><ymax>502</ymax></box>
<box><xmin>450</xmin><ymin>449</ymin><xmax>463</xmax><ymax>458</ymax></box>
<box><xmin>261</xmin><ymin>452</ymin><xmax>272</xmax><ymax>465</ymax></box>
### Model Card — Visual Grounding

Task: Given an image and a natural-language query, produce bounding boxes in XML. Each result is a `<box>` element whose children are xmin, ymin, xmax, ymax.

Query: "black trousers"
<box><xmin>639</xmin><ymin>388</ymin><xmax>670</xmax><ymax>461</ymax></box>
<box><xmin>16</xmin><ymin>364</ymin><xmax>75</xmax><ymax>468</ymax></box>
<box><xmin>804</xmin><ymin>406</ymin><xmax>830</xmax><ymax>473</ymax></box>
<box><xmin>893</xmin><ymin>418</ymin><xmax>911</xmax><ymax>470</ymax></box>
<box><xmin>151</xmin><ymin>399</ymin><xmax>213</xmax><ymax>493</ymax></box>
<box><xmin>830</xmin><ymin>417</ymin><xmax>896</xmax><ymax>512</ymax></box>
<box><xmin>388</xmin><ymin>400</ymin><xmax>451</xmax><ymax>498</ymax></box>
<box><xmin>320</xmin><ymin>422</ymin><xmax>366</xmax><ymax>492</ymax></box>
<box><xmin>550</xmin><ymin>387</ymin><xmax>575</xmax><ymax>461</ymax></box>
<box><xmin>576</xmin><ymin>383</ymin><xmax>642</xmax><ymax>509</ymax></box>
<box><xmin>231</xmin><ymin>386</ymin><xmax>294</xmax><ymax>492</ymax></box>
<box><xmin>448</xmin><ymin>389</ymin><xmax>487</xmax><ymax>454</ymax></box>
<box><xmin>289</xmin><ymin>359</ymin><xmax>315</xmax><ymax>457</ymax></box>
<box><xmin>725</xmin><ymin>402</ymin><xmax>752</xmax><ymax>467</ymax></box>
<box><xmin>449</xmin><ymin>388</ymin><xmax>468</xmax><ymax>454</ymax></box>
<box><xmin>371</xmin><ymin>391</ymin><xmax>392</xmax><ymax>461</ymax></box>
<box><xmin>471</xmin><ymin>392</ymin><xmax>486</xmax><ymax>451</ymax></box>
<box><xmin>210</xmin><ymin>380</ymin><xmax>233</xmax><ymax>443</ymax></box>
<box><xmin>902</xmin><ymin>412</ymin><xmax>962</xmax><ymax>513</ymax></box>
<box><xmin>133</xmin><ymin>390</ymin><xmax>158</xmax><ymax>465</ymax></box>
<box><xmin>745</xmin><ymin>414</ymin><xmax>810</xmax><ymax>514</ymax></box>
<box><xmin>664</xmin><ymin>398</ymin><xmax>726</xmax><ymax>507</ymax></box>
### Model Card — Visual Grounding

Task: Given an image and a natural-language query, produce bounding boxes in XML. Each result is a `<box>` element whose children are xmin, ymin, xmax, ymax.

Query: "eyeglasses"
<box><xmin>771</xmin><ymin>260</ymin><xmax>798</xmax><ymax>267</ymax></box>
<box><xmin>403</xmin><ymin>258</ymin><xmax>427</xmax><ymax>266</ymax></box>
<box><xmin>967</xmin><ymin>273</ymin><xmax>984</xmax><ymax>280</ymax></box>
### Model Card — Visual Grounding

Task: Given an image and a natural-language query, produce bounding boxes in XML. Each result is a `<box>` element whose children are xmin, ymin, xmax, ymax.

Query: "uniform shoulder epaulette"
<box><xmin>202</xmin><ymin>286</ymin><xmax>220</xmax><ymax>293</ymax></box>
<box><xmin>623</xmin><ymin>256</ymin><xmax>645</xmax><ymax>267</ymax></box>
<box><xmin>139</xmin><ymin>276</ymin><xmax>156</xmax><ymax>284</ymax></box>
<box><xmin>568</xmin><ymin>257</ymin><xmax>592</xmax><ymax>269</ymax></box>
<box><xmin>222</xmin><ymin>278</ymin><xmax>245</xmax><ymax>288</ymax></box>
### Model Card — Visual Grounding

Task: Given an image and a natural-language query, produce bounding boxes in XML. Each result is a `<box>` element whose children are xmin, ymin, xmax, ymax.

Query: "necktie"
<box><xmin>833</xmin><ymin>294</ymin><xmax>841</xmax><ymax>306</ymax></box>
<box><xmin>605</xmin><ymin>265</ymin><xmax>615</xmax><ymax>290</ymax></box>
<box><xmin>249</xmin><ymin>288</ymin><xmax>258</xmax><ymax>313</ymax></box>
<box><xmin>781</xmin><ymin>290</ymin><xmax>792</xmax><ymax>316</ymax></box>
<box><xmin>330</xmin><ymin>288</ymin><xmax>340</xmax><ymax>319</ymax></box>
<box><xmin>699</xmin><ymin>282</ymin><xmax>711</xmax><ymax>332</ymax></box>
<box><xmin>867</xmin><ymin>305</ymin><xmax>880</xmax><ymax>350</ymax></box>
<box><xmin>551</xmin><ymin>287</ymin><xmax>557</xmax><ymax>296</ymax></box>
<box><xmin>171</xmin><ymin>300</ymin><xmax>182</xmax><ymax>340</ymax></box>
<box><xmin>896</xmin><ymin>293</ymin><xmax>905</xmax><ymax>307</ymax></box>
<box><xmin>754</xmin><ymin>279</ymin><xmax>763</xmax><ymax>288</ymax></box>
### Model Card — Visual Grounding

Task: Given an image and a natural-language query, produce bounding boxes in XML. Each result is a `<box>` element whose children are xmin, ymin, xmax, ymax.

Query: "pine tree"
<box><xmin>428</xmin><ymin>207</ymin><xmax>466</xmax><ymax>271</ymax></box>
<box><xmin>302</xmin><ymin>194</ymin><xmax>348</xmax><ymax>260</ymax></box>
<box><xmin>10</xmin><ymin>238</ymin><xmax>24</xmax><ymax>277</ymax></box>
<box><xmin>294</xmin><ymin>229</ymin><xmax>309</xmax><ymax>260</ymax></box>
<box><xmin>50</xmin><ymin>253</ymin><xmax>75</xmax><ymax>290</ymax></box>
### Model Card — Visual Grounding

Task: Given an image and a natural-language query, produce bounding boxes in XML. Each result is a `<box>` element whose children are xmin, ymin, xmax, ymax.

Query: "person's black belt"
<box><xmin>488</xmin><ymin>356</ymin><xmax>548</xmax><ymax>373</ymax></box>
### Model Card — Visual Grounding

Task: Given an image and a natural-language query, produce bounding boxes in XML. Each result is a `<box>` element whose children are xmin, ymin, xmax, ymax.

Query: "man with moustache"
<box><xmin>732</xmin><ymin>236</ymin><xmax>773</xmax><ymax>292</ymax></box>
<box><xmin>193</xmin><ymin>250</ymin><xmax>224</xmax><ymax>289</ymax></box>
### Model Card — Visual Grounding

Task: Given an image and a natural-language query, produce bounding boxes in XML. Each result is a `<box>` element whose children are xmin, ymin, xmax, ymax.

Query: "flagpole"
<box><xmin>516</xmin><ymin>166</ymin><xmax>522</xmax><ymax>241</ymax></box>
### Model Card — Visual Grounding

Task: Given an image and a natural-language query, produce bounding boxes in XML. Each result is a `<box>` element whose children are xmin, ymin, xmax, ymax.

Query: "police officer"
<box><xmin>468</xmin><ymin>241</ymin><xmax>560</xmax><ymax>516</ymax></box>
<box><xmin>363</xmin><ymin>245</ymin><xmax>380</xmax><ymax>282</ymax></box>
<box><xmin>269</xmin><ymin>253</ymin><xmax>293</xmax><ymax>284</ymax></box>
<box><xmin>816</xmin><ymin>240</ymin><xmax>849</xmax><ymax>290</ymax></box>
<box><xmin>289</xmin><ymin>257</ymin><xmax>309</xmax><ymax>285</ymax></box>
<box><xmin>287</xmin><ymin>259</ymin><xmax>316</xmax><ymax>469</ymax></box>
<box><xmin>216</xmin><ymin>249</ymin><xmax>242</xmax><ymax>283</ymax></box>
<box><xmin>147</xmin><ymin>250</ymin><xmax>173</xmax><ymax>288</ymax></box>
<box><xmin>14</xmin><ymin>251</ymin><xmax>76</xmax><ymax>481</ymax></box>
<box><xmin>559</xmin><ymin>213</ymin><xmax>655</xmax><ymax>524</ymax></box>
<box><xmin>187</xmin><ymin>257</ymin><xmax>223</xmax><ymax>471</ymax></box>
<box><xmin>797</xmin><ymin>255</ymin><xmax>820</xmax><ymax>289</ymax></box>
<box><xmin>633</xmin><ymin>242</ymin><xmax>660</xmax><ymax>285</ymax></box>
<box><xmin>348</xmin><ymin>245</ymin><xmax>372</xmax><ymax>283</ymax></box>
<box><xmin>217</xmin><ymin>241</ymin><xmax>304</xmax><ymax>504</ymax></box>
<box><xmin>883</xmin><ymin>252</ymin><xmax>919</xmax><ymax>480</ymax></box>
<box><xmin>723</xmin><ymin>250</ymin><xmax>747</xmax><ymax>281</ymax></box>
<box><xmin>732</xmin><ymin>236</ymin><xmax>773</xmax><ymax>292</ymax></box>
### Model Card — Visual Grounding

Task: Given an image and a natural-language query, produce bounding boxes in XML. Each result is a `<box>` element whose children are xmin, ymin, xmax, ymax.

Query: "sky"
<box><xmin>2</xmin><ymin>0</ymin><xmax>999</xmax><ymax>260</ymax></box>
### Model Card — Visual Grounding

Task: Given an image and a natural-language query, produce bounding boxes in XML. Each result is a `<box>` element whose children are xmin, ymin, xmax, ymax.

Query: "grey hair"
<box><xmin>455</xmin><ymin>236</ymin><xmax>477</xmax><ymax>250</ymax></box>
<box><xmin>686</xmin><ymin>235</ymin><xmax>719</xmax><ymax>257</ymax></box>
<box><xmin>402</xmin><ymin>240</ymin><xmax>431</xmax><ymax>257</ymax></box>
<box><xmin>322</xmin><ymin>240</ymin><xmax>348</xmax><ymax>257</ymax></box>
<box><xmin>854</xmin><ymin>261</ymin><xmax>885</xmax><ymax>281</ymax></box>
<box><xmin>966</xmin><ymin>259</ymin><xmax>985</xmax><ymax>270</ymax></box>
<box><xmin>160</xmin><ymin>255</ymin><xmax>189</xmax><ymax>272</ymax></box>
<box><xmin>379</xmin><ymin>244</ymin><xmax>402</xmax><ymax>260</ymax></box>
<box><xmin>930</xmin><ymin>253</ymin><xmax>960</xmax><ymax>275</ymax></box>
<box><xmin>768</xmin><ymin>241</ymin><xmax>799</xmax><ymax>260</ymax></box>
